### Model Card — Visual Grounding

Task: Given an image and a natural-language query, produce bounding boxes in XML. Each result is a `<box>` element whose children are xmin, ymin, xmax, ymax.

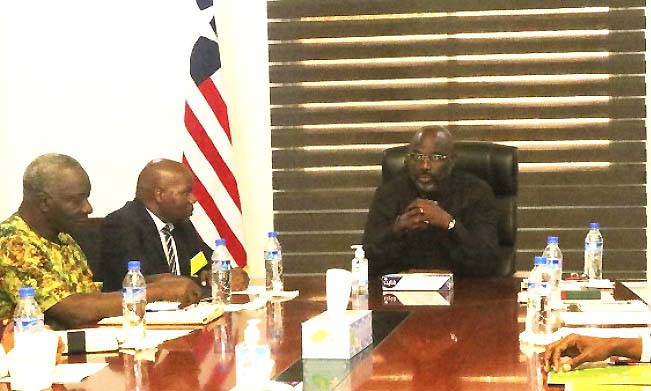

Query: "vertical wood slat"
<box><xmin>268</xmin><ymin>1</ymin><xmax>646</xmax><ymax>277</ymax></box>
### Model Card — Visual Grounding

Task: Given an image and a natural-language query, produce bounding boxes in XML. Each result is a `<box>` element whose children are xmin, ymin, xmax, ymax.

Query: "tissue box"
<box><xmin>302</xmin><ymin>310</ymin><xmax>372</xmax><ymax>359</ymax></box>
<box><xmin>302</xmin><ymin>345</ymin><xmax>373</xmax><ymax>391</ymax></box>
<box><xmin>382</xmin><ymin>290</ymin><xmax>452</xmax><ymax>306</ymax></box>
<box><xmin>381</xmin><ymin>272</ymin><xmax>453</xmax><ymax>291</ymax></box>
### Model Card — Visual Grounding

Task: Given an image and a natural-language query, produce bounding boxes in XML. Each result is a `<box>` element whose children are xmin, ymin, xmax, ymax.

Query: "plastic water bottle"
<box><xmin>264</xmin><ymin>231</ymin><xmax>283</xmax><ymax>291</ymax></box>
<box><xmin>524</xmin><ymin>256</ymin><xmax>552</xmax><ymax>342</ymax></box>
<box><xmin>236</xmin><ymin>319</ymin><xmax>273</xmax><ymax>390</ymax></box>
<box><xmin>13</xmin><ymin>287</ymin><xmax>44</xmax><ymax>340</ymax></box>
<box><xmin>542</xmin><ymin>236</ymin><xmax>563</xmax><ymax>274</ymax></box>
<box><xmin>351</xmin><ymin>245</ymin><xmax>369</xmax><ymax>294</ymax></box>
<box><xmin>212</xmin><ymin>239</ymin><xmax>232</xmax><ymax>304</ymax></box>
<box><xmin>122</xmin><ymin>260</ymin><xmax>147</xmax><ymax>346</ymax></box>
<box><xmin>12</xmin><ymin>287</ymin><xmax>56</xmax><ymax>391</ymax></box>
<box><xmin>542</xmin><ymin>236</ymin><xmax>563</xmax><ymax>308</ymax></box>
<box><xmin>584</xmin><ymin>223</ymin><xmax>604</xmax><ymax>280</ymax></box>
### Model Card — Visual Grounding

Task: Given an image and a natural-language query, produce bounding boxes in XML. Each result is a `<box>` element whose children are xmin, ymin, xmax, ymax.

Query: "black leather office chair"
<box><xmin>381</xmin><ymin>141</ymin><xmax>518</xmax><ymax>277</ymax></box>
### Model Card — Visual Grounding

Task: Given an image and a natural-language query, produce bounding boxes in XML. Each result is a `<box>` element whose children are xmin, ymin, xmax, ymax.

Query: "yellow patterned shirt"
<box><xmin>0</xmin><ymin>214</ymin><xmax>99</xmax><ymax>324</ymax></box>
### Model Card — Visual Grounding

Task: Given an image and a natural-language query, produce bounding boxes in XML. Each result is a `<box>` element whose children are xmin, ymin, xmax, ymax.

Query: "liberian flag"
<box><xmin>182</xmin><ymin>0</ymin><xmax>247</xmax><ymax>268</ymax></box>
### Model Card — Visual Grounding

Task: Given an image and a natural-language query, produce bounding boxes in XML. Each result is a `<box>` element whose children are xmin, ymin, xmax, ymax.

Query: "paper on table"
<box><xmin>586</xmin><ymin>279</ymin><xmax>616</xmax><ymax>289</ymax></box>
<box><xmin>566</xmin><ymin>385</ymin><xmax>651</xmax><ymax>391</ymax></box>
<box><xmin>55</xmin><ymin>328</ymin><xmax>120</xmax><ymax>353</ymax></box>
<box><xmin>223</xmin><ymin>297</ymin><xmax>268</xmax><ymax>312</ymax></box>
<box><xmin>561</xmin><ymin>311</ymin><xmax>651</xmax><ymax>326</ymax></box>
<box><xmin>1</xmin><ymin>363</ymin><xmax>108</xmax><ymax>385</ymax></box>
<box><xmin>119</xmin><ymin>329</ymin><xmax>193</xmax><ymax>350</ymax></box>
<box><xmin>560</xmin><ymin>280</ymin><xmax>615</xmax><ymax>290</ymax></box>
<box><xmin>579</xmin><ymin>300</ymin><xmax>649</xmax><ymax>313</ymax></box>
<box><xmin>233</xmin><ymin>285</ymin><xmax>299</xmax><ymax>300</ymax></box>
<box><xmin>99</xmin><ymin>303</ymin><xmax>224</xmax><ymax>326</ymax></box>
<box><xmin>146</xmin><ymin>301</ymin><xmax>180</xmax><ymax>312</ymax></box>
<box><xmin>547</xmin><ymin>364</ymin><xmax>651</xmax><ymax>385</ymax></box>
<box><xmin>555</xmin><ymin>327</ymin><xmax>651</xmax><ymax>339</ymax></box>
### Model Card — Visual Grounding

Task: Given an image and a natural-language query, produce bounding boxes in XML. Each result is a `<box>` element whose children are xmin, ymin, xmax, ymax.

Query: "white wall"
<box><xmin>0</xmin><ymin>1</ymin><xmax>272</xmax><ymax>278</ymax></box>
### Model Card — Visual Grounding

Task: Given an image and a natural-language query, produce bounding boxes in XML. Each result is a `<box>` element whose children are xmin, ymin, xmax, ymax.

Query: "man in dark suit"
<box><xmin>100</xmin><ymin>159</ymin><xmax>248</xmax><ymax>292</ymax></box>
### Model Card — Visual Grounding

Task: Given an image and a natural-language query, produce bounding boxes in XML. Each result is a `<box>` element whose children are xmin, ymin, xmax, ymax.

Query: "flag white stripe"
<box><xmin>186</xmin><ymin>76</ymin><xmax>236</xmax><ymax>173</ymax></box>
<box><xmin>211</xmin><ymin>70</ymin><xmax>229</xmax><ymax>109</ymax></box>
<box><xmin>183</xmin><ymin>133</ymin><xmax>245</xmax><ymax>242</ymax></box>
<box><xmin>190</xmin><ymin>203</ymin><xmax>242</xmax><ymax>267</ymax></box>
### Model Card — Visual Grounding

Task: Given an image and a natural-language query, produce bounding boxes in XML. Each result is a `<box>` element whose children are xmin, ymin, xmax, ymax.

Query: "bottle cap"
<box><xmin>268</xmin><ymin>231</ymin><xmax>278</xmax><ymax>238</ymax></box>
<box><xmin>351</xmin><ymin>244</ymin><xmax>365</xmax><ymax>259</ymax></box>
<box><xmin>589</xmin><ymin>222</ymin><xmax>600</xmax><ymax>229</ymax></box>
<box><xmin>533</xmin><ymin>256</ymin><xmax>548</xmax><ymax>266</ymax></box>
<box><xmin>127</xmin><ymin>260</ymin><xmax>141</xmax><ymax>270</ymax></box>
<box><xmin>547</xmin><ymin>236</ymin><xmax>559</xmax><ymax>244</ymax></box>
<box><xmin>18</xmin><ymin>287</ymin><xmax>35</xmax><ymax>298</ymax></box>
<box><xmin>215</xmin><ymin>238</ymin><xmax>226</xmax><ymax>246</ymax></box>
<box><xmin>244</xmin><ymin>319</ymin><xmax>261</xmax><ymax>343</ymax></box>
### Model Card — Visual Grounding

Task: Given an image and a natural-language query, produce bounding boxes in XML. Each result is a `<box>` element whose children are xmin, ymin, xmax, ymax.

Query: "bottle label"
<box><xmin>14</xmin><ymin>317</ymin><xmax>42</xmax><ymax>333</ymax></box>
<box><xmin>265</xmin><ymin>250</ymin><xmax>281</xmax><ymax>262</ymax></box>
<box><xmin>219</xmin><ymin>260</ymin><xmax>232</xmax><ymax>271</ymax></box>
<box><xmin>585</xmin><ymin>242</ymin><xmax>603</xmax><ymax>251</ymax></box>
<box><xmin>123</xmin><ymin>287</ymin><xmax>146</xmax><ymax>302</ymax></box>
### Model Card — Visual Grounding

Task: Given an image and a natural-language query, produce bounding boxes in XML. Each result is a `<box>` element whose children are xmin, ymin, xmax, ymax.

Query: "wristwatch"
<box><xmin>447</xmin><ymin>218</ymin><xmax>456</xmax><ymax>231</ymax></box>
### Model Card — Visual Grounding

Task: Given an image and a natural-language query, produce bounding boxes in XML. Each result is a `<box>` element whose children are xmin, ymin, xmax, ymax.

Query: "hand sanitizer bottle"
<box><xmin>351</xmin><ymin>245</ymin><xmax>368</xmax><ymax>294</ymax></box>
<box><xmin>235</xmin><ymin>319</ymin><xmax>273</xmax><ymax>390</ymax></box>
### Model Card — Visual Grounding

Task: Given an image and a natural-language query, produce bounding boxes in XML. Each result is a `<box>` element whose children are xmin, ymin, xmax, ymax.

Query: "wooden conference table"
<box><xmin>6</xmin><ymin>276</ymin><xmax>639</xmax><ymax>391</ymax></box>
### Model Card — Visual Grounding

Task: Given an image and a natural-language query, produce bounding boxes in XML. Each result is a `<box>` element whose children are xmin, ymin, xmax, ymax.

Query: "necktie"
<box><xmin>161</xmin><ymin>224</ymin><xmax>179</xmax><ymax>275</ymax></box>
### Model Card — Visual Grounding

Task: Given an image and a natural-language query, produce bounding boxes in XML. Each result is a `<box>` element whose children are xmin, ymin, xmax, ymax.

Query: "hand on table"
<box><xmin>198</xmin><ymin>267</ymin><xmax>249</xmax><ymax>291</ymax></box>
<box><xmin>149</xmin><ymin>276</ymin><xmax>202</xmax><ymax>308</ymax></box>
<box><xmin>1</xmin><ymin>322</ymin><xmax>13</xmax><ymax>354</ymax></box>
<box><xmin>543</xmin><ymin>334</ymin><xmax>636</xmax><ymax>372</ymax></box>
<box><xmin>393</xmin><ymin>198</ymin><xmax>453</xmax><ymax>232</ymax></box>
<box><xmin>230</xmin><ymin>268</ymin><xmax>249</xmax><ymax>291</ymax></box>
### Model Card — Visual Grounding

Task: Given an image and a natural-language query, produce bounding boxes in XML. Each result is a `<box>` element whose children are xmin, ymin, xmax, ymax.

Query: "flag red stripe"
<box><xmin>198</xmin><ymin>78</ymin><xmax>232</xmax><ymax>143</ymax></box>
<box><xmin>184</xmin><ymin>103</ymin><xmax>242</xmax><ymax>211</ymax></box>
<box><xmin>183</xmin><ymin>156</ymin><xmax>247</xmax><ymax>266</ymax></box>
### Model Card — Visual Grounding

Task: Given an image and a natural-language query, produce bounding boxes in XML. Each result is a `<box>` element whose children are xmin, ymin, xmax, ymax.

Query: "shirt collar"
<box><xmin>145</xmin><ymin>208</ymin><xmax>174</xmax><ymax>232</ymax></box>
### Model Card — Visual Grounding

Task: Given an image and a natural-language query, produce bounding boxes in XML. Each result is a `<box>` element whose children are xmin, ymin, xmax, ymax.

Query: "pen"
<box><xmin>609</xmin><ymin>358</ymin><xmax>647</xmax><ymax>366</ymax></box>
<box><xmin>609</xmin><ymin>361</ymin><xmax>646</xmax><ymax>366</ymax></box>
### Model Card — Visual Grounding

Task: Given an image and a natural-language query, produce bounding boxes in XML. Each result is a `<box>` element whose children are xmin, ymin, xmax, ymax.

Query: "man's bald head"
<box><xmin>136</xmin><ymin>159</ymin><xmax>196</xmax><ymax>223</ymax></box>
<box><xmin>409</xmin><ymin>126</ymin><xmax>454</xmax><ymax>152</ymax></box>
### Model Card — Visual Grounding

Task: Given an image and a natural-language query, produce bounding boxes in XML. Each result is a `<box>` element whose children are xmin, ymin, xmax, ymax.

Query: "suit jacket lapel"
<box><xmin>132</xmin><ymin>200</ymin><xmax>169</xmax><ymax>274</ymax></box>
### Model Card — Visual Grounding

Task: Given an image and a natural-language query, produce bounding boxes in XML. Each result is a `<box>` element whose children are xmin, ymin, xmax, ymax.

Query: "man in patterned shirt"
<box><xmin>0</xmin><ymin>154</ymin><xmax>202</xmax><ymax>329</ymax></box>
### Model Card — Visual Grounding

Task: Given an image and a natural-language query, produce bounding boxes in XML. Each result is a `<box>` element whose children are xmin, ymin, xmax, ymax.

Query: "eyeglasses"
<box><xmin>407</xmin><ymin>152</ymin><xmax>449</xmax><ymax>163</ymax></box>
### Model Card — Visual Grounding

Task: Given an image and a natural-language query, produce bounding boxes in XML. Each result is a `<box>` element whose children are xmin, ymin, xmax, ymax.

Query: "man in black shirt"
<box><xmin>363</xmin><ymin>126</ymin><xmax>500</xmax><ymax>278</ymax></box>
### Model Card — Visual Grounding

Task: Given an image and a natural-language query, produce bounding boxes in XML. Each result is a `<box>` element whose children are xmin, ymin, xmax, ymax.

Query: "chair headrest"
<box><xmin>382</xmin><ymin>142</ymin><xmax>518</xmax><ymax>196</ymax></box>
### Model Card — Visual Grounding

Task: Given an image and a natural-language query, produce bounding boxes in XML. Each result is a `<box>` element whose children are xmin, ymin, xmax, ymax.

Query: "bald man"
<box><xmin>0</xmin><ymin>154</ymin><xmax>201</xmax><ymax>329</ymax></box>
<box><xmin>363</xmin><ymin>126</ymin><xmax>500</xmax><ymax>278</ymax></box>
<box><xmin>100</xmin><ymin>159</ymin><xmax>248</xmax><ymax>292</ymax></box>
